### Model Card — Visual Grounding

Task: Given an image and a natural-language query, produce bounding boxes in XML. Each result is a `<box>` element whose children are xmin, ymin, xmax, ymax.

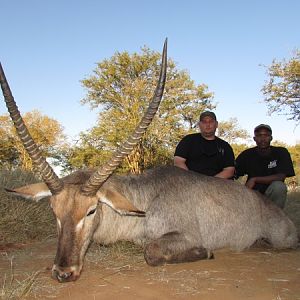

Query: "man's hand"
<box><xmin>245</xmin><ymin>173</ymin><xmax>286</xmax><ymax>190</ymax></box>
<box><xmin>245</xmin><ymin>177</ymin><xmax>256</xmax><ymax>189</ymax></box>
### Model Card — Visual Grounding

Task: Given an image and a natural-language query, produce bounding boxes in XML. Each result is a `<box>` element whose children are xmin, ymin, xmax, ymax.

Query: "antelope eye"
<box><xmin>87</xmin><ymin>208</ymin><xmax>96</xmax><ymax>216</ymax></box>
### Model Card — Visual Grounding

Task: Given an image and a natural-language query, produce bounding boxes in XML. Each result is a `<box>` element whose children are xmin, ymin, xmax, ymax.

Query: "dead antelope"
<box><xmin>0</xmin><ymin>40</ymin><xmax>297</xmax><ymax>283</ymax></box>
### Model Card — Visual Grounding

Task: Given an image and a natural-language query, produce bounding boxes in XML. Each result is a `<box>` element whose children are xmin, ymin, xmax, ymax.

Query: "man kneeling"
<box><xmin>235</xmin><ymin>124</ymin><xmax>295</xmax><ymax>209</ymax></box>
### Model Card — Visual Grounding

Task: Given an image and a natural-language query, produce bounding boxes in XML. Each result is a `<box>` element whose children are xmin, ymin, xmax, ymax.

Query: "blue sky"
<box><xmin>1</xmin><ymin>0</ymin><xmax>299</xmax><ymax>145</ymax></box>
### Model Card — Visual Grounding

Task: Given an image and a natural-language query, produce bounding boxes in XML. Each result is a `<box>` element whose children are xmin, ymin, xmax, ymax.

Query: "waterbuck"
<box><xmin>0</xmin><ymin>40</ymin><xmax>297</xmax><ymax>283</ymax></box>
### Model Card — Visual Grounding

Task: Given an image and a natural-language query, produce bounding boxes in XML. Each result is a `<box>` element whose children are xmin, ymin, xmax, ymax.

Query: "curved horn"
<box><xmin>0</xmin><ymin>63</ymin><xmax>64</xmax><ymax>195</ymax></box>
<box><xmin>81</xmin><ymin>39</ymin><xmax>168</xmax><ymax>196</ymax></box>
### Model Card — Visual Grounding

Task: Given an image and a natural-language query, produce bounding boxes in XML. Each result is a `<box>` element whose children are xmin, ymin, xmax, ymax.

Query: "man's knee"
<box><xmin>267</xmin><ymin>181</ymin><xmax>287</xmax><ymax>194</ymax></box>
<box><xmin>265</xmin><ymin>181</ymin><xmax>287</xmax><ymax>209</ymax></box>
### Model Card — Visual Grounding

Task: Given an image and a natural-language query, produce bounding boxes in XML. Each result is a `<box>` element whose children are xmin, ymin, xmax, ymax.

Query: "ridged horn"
<box><xmin>0</xmin><ymin>62</ymin><xmax>64</xmax><ymax>195</ymax></box>
<box><xmin>81</xmin><ymin>39</ymin><xmax>168</xmax><ymax>196</ymax></box>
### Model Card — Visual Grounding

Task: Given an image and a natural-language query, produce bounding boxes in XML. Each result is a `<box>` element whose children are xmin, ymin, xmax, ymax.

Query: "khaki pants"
<box><xmin>265</xmin><ymin>181</ymin><xmax>287</xmax><ymax>209</ymax></box>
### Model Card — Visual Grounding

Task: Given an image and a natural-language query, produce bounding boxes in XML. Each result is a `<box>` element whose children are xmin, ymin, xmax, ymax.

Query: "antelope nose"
<box><xmin>52</xmin><ymin>269</ymin><xmax>73</xmax><ymax>282</ymax></box>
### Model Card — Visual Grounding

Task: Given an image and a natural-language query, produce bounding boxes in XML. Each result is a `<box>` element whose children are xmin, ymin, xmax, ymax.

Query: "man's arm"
<box><xmin>245</xmin><ymin>173</ymin><xmax>286</xmax><ymax>189</ymax></box>
<box><xmin>174</xmin><ymin>156</ymin><xmax>189</xmax><ymax>171</ymax></box>
<box><xmin>215</xmin><ymin>166</ymin><xmax>235</xmax><ymax>179</ymax></box>
<box><xmin>216</xmin><ymin>141</ymin><xmax>235</xmax><ymax>179</ymax></box>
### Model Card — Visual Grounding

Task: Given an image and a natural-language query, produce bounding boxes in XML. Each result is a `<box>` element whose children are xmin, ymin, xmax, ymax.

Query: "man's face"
<box><xmin>199</xmin><ymin>116</ymin><xmax>218</xmax><ymax>138</ymax></box>
<box><xmin>253</xmin><ymin>129</ymin><xmax>272</xmax><ymax>149</ymax></box>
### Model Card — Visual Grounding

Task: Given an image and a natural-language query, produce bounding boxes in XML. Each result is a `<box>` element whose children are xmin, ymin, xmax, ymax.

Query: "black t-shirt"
<box><xmin>235</xmin><ymin>146</ymin><xmax>295</xmax><ymax>193</ymax></box>
<box><xmin>174</xmin><ymin>133</ymin><xmax>235</xmax><ymax>176</ymax></box>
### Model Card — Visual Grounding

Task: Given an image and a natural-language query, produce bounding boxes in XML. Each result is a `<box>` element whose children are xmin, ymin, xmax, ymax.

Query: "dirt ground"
<box><xmin>1</xmin><ymin>239</ymin><xmax>299</xmax><ymax>300</ymax></box>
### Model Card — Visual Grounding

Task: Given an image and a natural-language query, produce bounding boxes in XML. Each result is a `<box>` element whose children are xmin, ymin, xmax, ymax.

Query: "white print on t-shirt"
<box><xmin>268</xmin><ymin>160</ymin><xmax>277</xmax><ymax>169</ymax></box>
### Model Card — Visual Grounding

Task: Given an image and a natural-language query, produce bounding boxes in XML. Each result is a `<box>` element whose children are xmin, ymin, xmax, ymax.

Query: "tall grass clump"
<box><xmin>0</xmin><ymin>253</ymin><xmax>60</xmax><ymax>300</ymax></box>
<box><xmin>0</xmin><ymin>261</ymin><xmax>40</xmax><ymax>300</ymax></box>
<box><xmin>0</xmin><ymin>169</ymin><xmax>56</xmax><ymax>244</ymax></box>
<box><xmin>285</xmin><ymin>190</ymin><xmax>300</xmax><ymax>235</ymax></box>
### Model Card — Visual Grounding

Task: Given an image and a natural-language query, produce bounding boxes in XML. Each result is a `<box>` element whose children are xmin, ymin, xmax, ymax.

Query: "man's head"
<box><xmin>198</xmin><ymin>111</ymin><xmax>218</xmax><ymax>140</ymax></box>
<box><xmin>253</xmin><ymin>124</ymin><xmax>272</xmax><ymax>149</ymax></box>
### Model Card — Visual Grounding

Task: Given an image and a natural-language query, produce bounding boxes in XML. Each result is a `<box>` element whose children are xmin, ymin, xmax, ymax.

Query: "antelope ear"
<box><xmin>5</xmin><ymin>182</ymin><xmax>52</xmax><ymax>202</ymax></box>
<box><xmin>97</xmin><ymin>188</ymin><xmax>145</xmax><ymax>217</ymax></box>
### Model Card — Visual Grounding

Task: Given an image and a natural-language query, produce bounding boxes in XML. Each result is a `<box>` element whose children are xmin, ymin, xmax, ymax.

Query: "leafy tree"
<box><xmin>287</xmin><ymin>143</ymin><xmax>300</xmax><ymax>186</ymax></box>
<box><xmin>0</xmin><ymin>110</ymin><xmax>67</xmax><ymax>171</ymax></box>
<box><xmin>218</xmin><ymin>118</ymin><xmax>251</xmax><ymax>144</ymax></box>
<box><xmin>0</xmin><ymin>116</ymin><xmax>18</xmax><ymax>169</ymax></box>
<box><xmin>217</xmin><ymin>118</ymin><xmax>250</xmax><ymax>169</ymax></box>
<box><xmin>261</xmin><ymin>50</ymin><xmax>300</xmax><ymax>123</ymax></box>
<box><xmin>231</xmin><ymin>143</ymin><xmax>248</xmax><ymax>160</ymax></box>
<box><xmin>75</xmin><ymin>46</ymin><xmax>215</xmax><ymax>173</ymax></box>
<box><xmin>275</xmin><ymin>142</ymin><xmax>300</xmax><ymax>187</ymax></box>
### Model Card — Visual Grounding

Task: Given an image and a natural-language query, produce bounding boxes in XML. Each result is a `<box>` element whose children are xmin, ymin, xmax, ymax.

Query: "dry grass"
<box><xmin>0</xmin><ymin>169</ymin><xmax>56</xmax><ymax>244</ymax></box>
<box><xmin>0</xmin><ymin>259</ymin><xmax>40</xmax><ymax>300</ymax></box>
<box><xmin>0</xmin><ymin>252</ymin><xmax>61</xmax><ymax>300</ymax></box>
<box><xmin>284</xmin><ymin>191</ymin><xmax>300</xmax><ymax>235</ymax></box>
<box><xmin>86</xmin><ymin>241</ymin><xmax>144</xmax><ymax>268</ymax></box>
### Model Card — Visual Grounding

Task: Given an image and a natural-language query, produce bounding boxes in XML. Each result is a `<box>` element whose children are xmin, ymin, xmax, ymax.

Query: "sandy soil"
<box><xmin>1</xmin><ymin>239</ymin><xmax>299</xmax><ymax>300</ymax></box>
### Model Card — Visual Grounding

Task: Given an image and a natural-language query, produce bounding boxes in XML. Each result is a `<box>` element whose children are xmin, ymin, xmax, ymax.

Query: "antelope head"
<box><xmin>0</xmin><ymin>40</ymin><xmax>167</xmax><ymax>282</ymax></box>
